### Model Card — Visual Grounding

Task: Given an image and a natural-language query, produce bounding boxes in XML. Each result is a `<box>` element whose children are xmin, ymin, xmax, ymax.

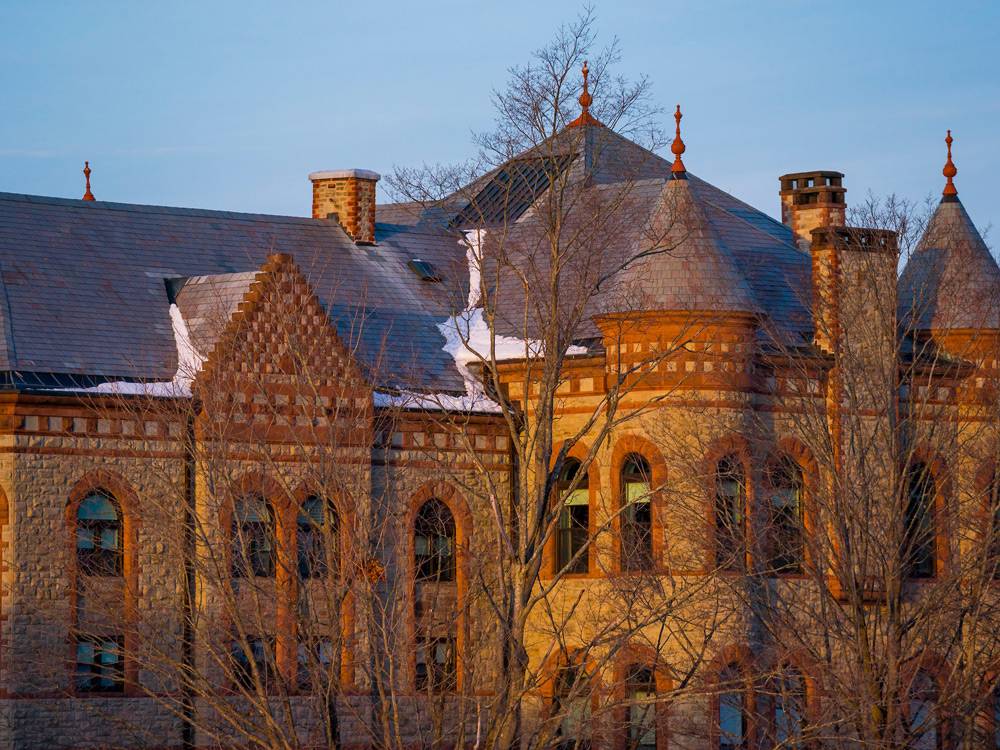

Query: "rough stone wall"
<box><xmin>0</xmin><ymin>398</ymin><xmax>187</xmax><ymax>748</ymax></box>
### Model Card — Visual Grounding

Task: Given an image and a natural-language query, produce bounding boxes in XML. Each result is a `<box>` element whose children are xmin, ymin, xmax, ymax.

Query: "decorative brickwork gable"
<box><xmin>197</xmin><ymin>252</ymin><xmax>371</xmax><ymax>447</ymax></box>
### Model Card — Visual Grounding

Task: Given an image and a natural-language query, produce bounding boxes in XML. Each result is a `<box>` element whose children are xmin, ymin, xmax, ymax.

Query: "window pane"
<box><xmin>232</xmin><ymin>637</ymin><xmax>273</xmax><ymax>691</ymax></box>
<box><xmin>627</xmin><ymin>667</ymin><xmax>657</xmax><ymax>750</ymax></box>
<box><xmin>716</xmin><ymin>457</ymin><xmax>745</xmax><ymax>571</ymax></box>
<box><xmin>556</xmin><ymin>666</ymin><xmax>590</xmax><ymax>747</ymax></box>
<box><xmin>718</xmin><ymin>666</ymin><xmax>745</xmax><ymax>750</ymax></box>
<box><xmin>415</xmin><ymin>499</ymin><xmax>456</xmax><ymax>582</ymax></box>
<box><xmin>905</xmin><ymin>465</ymin><xmax>936</xmax><ymax>578</ymax></box>
<box><xmin>415</xmin><ymin>636</ymin><xmax>456</xmax><ymax>692</ymax></box>
<box><xmin>76</xmin><ymin>492</ymin><xmax>122</xmax><ymax>576</ymax></box>
<box><xmin>909</xmin><ymin>671</ymin><xmax>938</xmax><ymax>750</ymax></box>
<box><xmin>233</xmin><ymin>497</ymin><xmax>275</xmax><ymax>578</ymax></box>
<box><xmin>75</xmin><ymin>636</ymin><xmax>123</xmax><ymax>692</ymax></box>
<box><xmin>622</xmin><ymin>455</ymin><xmax>653</xmax><ymax>572</ymax></box>
<box><xmin>78</xmin><ymin>493</ymin><xmax>119</xmax><ymax>521</ymax></box>
<box><xmin>298</xmin><ymin>496</ymin><xmax>335</xmax><ymax>580</ymax></box>
<box><xmin>769</xmin><ymin>458</ymin><xmax>804</xmax><ymax>574</ymax></box>
<box><xmin>774</xmin><ymin>669</ymin><xmax>805</xmax><ymax>748</ymax></box>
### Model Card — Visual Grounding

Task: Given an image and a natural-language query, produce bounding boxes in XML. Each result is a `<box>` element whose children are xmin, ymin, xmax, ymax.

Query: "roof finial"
<box><xmin>579</xmin><ymin>60</ymin><xmax>593</xmax><ymax>115</ymax></box>
<box><xmin>566</xmin><ymin>60</ymin><xmax>603</xmax><ymax>128</ymax></box>
<box><xmin>671</xmin><ymin>105</ymin><xmax>686</xmax><ymax>175</ymax></box>
<box><xmin>82</xmin><ymin>161</ymin><xmax>95</xmax><ymax>201</ymax></box>
<box><xmin>942</xmin><ymin>130</ymin><xmax>958</xmax><ymax>198</ymax></box>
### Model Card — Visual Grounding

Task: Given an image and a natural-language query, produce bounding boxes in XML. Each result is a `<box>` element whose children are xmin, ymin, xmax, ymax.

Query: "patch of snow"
<box><xmin>373</xmin><ymin>389</ymin><xmax>502</xmax><ymax>414</ymax></box>
<box><xmin>463</xmin><ymin>229</ymin><xmax>484</xmax><ymax>309</ymax></box>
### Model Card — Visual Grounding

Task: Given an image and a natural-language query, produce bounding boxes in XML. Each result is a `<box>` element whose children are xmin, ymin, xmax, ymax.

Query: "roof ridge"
<box><xmin>0</xmin><ymin>191</ymin><xmax>324</xmax><ymax>226</ymax></box>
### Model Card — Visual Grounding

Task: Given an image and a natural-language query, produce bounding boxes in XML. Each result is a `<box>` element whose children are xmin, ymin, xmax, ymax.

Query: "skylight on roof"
<box><xmin>408</xmin><ymin>259</ymin><xmax>441</xmax><ymax>282</ymax></box>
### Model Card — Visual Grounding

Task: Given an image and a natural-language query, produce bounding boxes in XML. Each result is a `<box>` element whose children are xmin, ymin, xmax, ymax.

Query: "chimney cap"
<box><xmin>309</xmin><ymin>169</ymin><xmax>380</xmax><ymax>182</ymax></box>
<box><xmin>779</xmin><ymin>170</ymin><xmax>844</xmax><ymax>181</ymax></box>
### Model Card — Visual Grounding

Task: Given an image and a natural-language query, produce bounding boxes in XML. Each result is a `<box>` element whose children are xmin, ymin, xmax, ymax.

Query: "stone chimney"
<box><xmin>810</xmin><ymin>226</ymin><xmax>899</xmax><ymax>601</ymax></box>
<box><xmin>779</xmin><ymin>171</ymin><xmax>846</xmax><ymax>248</ymax></box>
<box><xmin>309</xmin><ymin>169</ymin><xmax>380</xmax><ymax>245</ymax></box>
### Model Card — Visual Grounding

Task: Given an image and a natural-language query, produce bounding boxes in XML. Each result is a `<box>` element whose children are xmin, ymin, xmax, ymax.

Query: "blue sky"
<box><xmin>1</xmin><ymin>1</ymin><xmax>996</xmax><ymax>238</ymax></box>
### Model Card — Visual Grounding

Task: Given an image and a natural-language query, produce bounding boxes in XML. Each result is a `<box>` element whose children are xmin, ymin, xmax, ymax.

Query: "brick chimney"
<box><xmin>779</xmin><ymin>171</ymin><xmax>846</xmax><ymax>248</ymax></box>
<box><xmin>309</xmin><ymin>169</ymin><xmax>380</xmax><ymax>245</ymax></box>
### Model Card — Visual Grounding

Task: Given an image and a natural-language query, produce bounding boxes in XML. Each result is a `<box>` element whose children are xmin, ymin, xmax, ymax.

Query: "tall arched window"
<box><xmin>772</xmin><ymin>665</ymin><xmax>806</xmax><ymax>748</ymax></box>
<box><xmin>76</xmin><ymin>490</ymin><xmax>123</xmax><ymax>577</ymax></box>
<box><xmin>232</xmin><ymin>495</ymin><xmax>275</xmax><ymax>578</ymax></box>
<box><xmin>767</xmin><ymin>457</ymin><xmax>804</xmax><ymax>574</ymax></box>
<box><xmin>298</xmin><ymin>496</ymin><xmax>337</xmax><ymax>580</ymax></box>
<box><xmin>905</xmin><ymin>463</ymin><xmax>936</xmax><ymax>579</ymax></box>
<box><xmin>621</xmin><ymin>455</ymin><xmax>653</xmax><ymax>572</ymax></box>
<box><xmin>909</xmin><ymin>669</ymin><xmax>941</xmax><ymax>749</ymax></box>
<box><xmin>414</xmin><ymin>499</ymin><xmax>456</xmax><ymax>582</ymax></box>
<box><xmin>557</xmin><ymin>459</ymin><xmax>590</xmax><ymax>574</ymax></box>
<box><xmin>718</xmin><ymin>664</ymin><xmax>748</xmax><ymax>750</ymax></box>
<box><xmin>555</xmin><ymin>662</ymin><xmax>591</xmax><ymax>750</ymax></box>
<box><xmin>625</xmin><ymin>664</ymin><xmax>657</xmax><ymax>750</ymax></box>
<box><xmin>715</xmin><ymin>456</ymin><xmax>746</xmax><ymax>571</ymax></box>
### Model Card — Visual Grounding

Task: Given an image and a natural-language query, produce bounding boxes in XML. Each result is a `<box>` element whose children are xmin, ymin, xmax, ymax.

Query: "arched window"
<box><xmin>298</xmin><ymin>496</ymin><xmax>338</xmax><ymax>580</ymax></box>
<box><xmin>718</xmin><ymin>664</ymin><xmax>748</xmax><ymax>750</ymax></box>
<box><xmin>76</xmin><ymin>490</ymin><xmax>123</xmax><ymax>577</ymax></box>
<box><xmin>715</xmin><ymin>456</ymin><xmax>746</xmax><ymax>571</ymax></box>
<box><xmin>555</xmin><ymin>662</ymin><xmax>591</xmax><ymax>750</ymax></box>
<box><xmin>232</xmin><ymin>495</ymin><xmax>275</xmax><ymax>578</ymax></box>
<box><xmin>772</xmin><ymin>665</ymin><xmax>806</xmax><ymax>748</ymax></box>
<box><xmin>909</xmin><ymin>669</ymin><xmax>941</xmax><ymax>749</ymax></box>
<box><xmin>557</xmin><ymin>459</ymin><xmax>590</xmax><ymax>574</ymax></box>
<box><xmin>414</xmin><ymin>499</ymin><xmax>456</xmax><ymax>582</ymax></box>
<box><xmin>905</xmin><ymin>463</ymin><xmax>936</xmax><ymax>579</ymax></box>
<box><xmin>625</xmin><ymin>665</ymin><xmax>657</xmax><ymax>750</ymax></box>
<box><xmin>767</xmin><ymin>457</ymin><xmax>804</xmax><ymax>574</ymax></box>
<box><xmin>621</xmin><ymin>455</ymin><xmax>653</xmax><ymax>572</ymax></box>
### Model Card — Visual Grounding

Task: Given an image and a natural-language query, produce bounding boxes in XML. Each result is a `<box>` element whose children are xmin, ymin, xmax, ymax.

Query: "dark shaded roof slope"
<box><xmin>899</xmin><ymin>196</ymin><xmax>1000</xmax><ymax>331</ymax></box>
<box><xmin>0</xmin><ymin>192</ymin><xmax>467</xmax><ymax>391</ymax></box>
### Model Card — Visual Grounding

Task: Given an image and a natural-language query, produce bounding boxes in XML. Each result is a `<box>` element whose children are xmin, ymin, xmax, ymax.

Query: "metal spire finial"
<box><xmin>671</xmin><ymin>105</ymin><xmax>686</xmax><ymax>175</ymax></box>
<box><xmin>82</xmin><ymin>161</ymin><xmax>95</xmax><ymax>201</ymax></box>
<box><xmin>579</xmin><ymin>60</ymin><xmax>593</xmax><ymax>113</ymax></box>
<box><xmin>565</xmin><ymin>60</ymin><xmax>603</xmax><ymax>128</ymax></box>
<box><xmin>942</xmin><ymin>130</ymin><xmax>958</xmax><ymax>198</ymax></box>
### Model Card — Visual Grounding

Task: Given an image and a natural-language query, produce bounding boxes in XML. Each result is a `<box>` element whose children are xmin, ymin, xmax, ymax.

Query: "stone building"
<box><xmin>0</xmin><ymin>80</ymin><xmax>997</xmax><ymax>749</ymax></box>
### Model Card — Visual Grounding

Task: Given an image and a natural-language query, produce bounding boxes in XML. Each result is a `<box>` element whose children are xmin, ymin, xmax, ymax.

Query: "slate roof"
<box><xmin>0</xmin><ymin>121</ymin><xmax>816</xmax><ymax>394</ymax></box>
<box><xmin>0</xmin><ymin>193</ymin><xmax>468</xmax><ymax>391</ymax></box>
<box><xmin>473</xmin><ymin>124</ymin><xmax>812</xmax><ymax>345</ymax></box>
<box><xmin>899</xmin><ymin>195</ymin><xmax>1000</xmax><ymax>331</ymax></box>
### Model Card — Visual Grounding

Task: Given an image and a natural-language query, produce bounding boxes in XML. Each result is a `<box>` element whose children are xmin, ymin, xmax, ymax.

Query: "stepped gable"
<box><xmin>0</xmin><ymin>192</ymin><xmax>467</xmax><ymax>391</ymax></box>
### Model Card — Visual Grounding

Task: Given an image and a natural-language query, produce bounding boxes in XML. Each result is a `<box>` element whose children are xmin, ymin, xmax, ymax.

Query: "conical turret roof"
<box><xmin>614</xmin><ymin>175</ymin><xmax>759</xmax><ymax>316</ymax></box>
<box><xmin>899</xmin><ymin>196</ymin><xmax>1000</xmax><ymax>331</ymax></box>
